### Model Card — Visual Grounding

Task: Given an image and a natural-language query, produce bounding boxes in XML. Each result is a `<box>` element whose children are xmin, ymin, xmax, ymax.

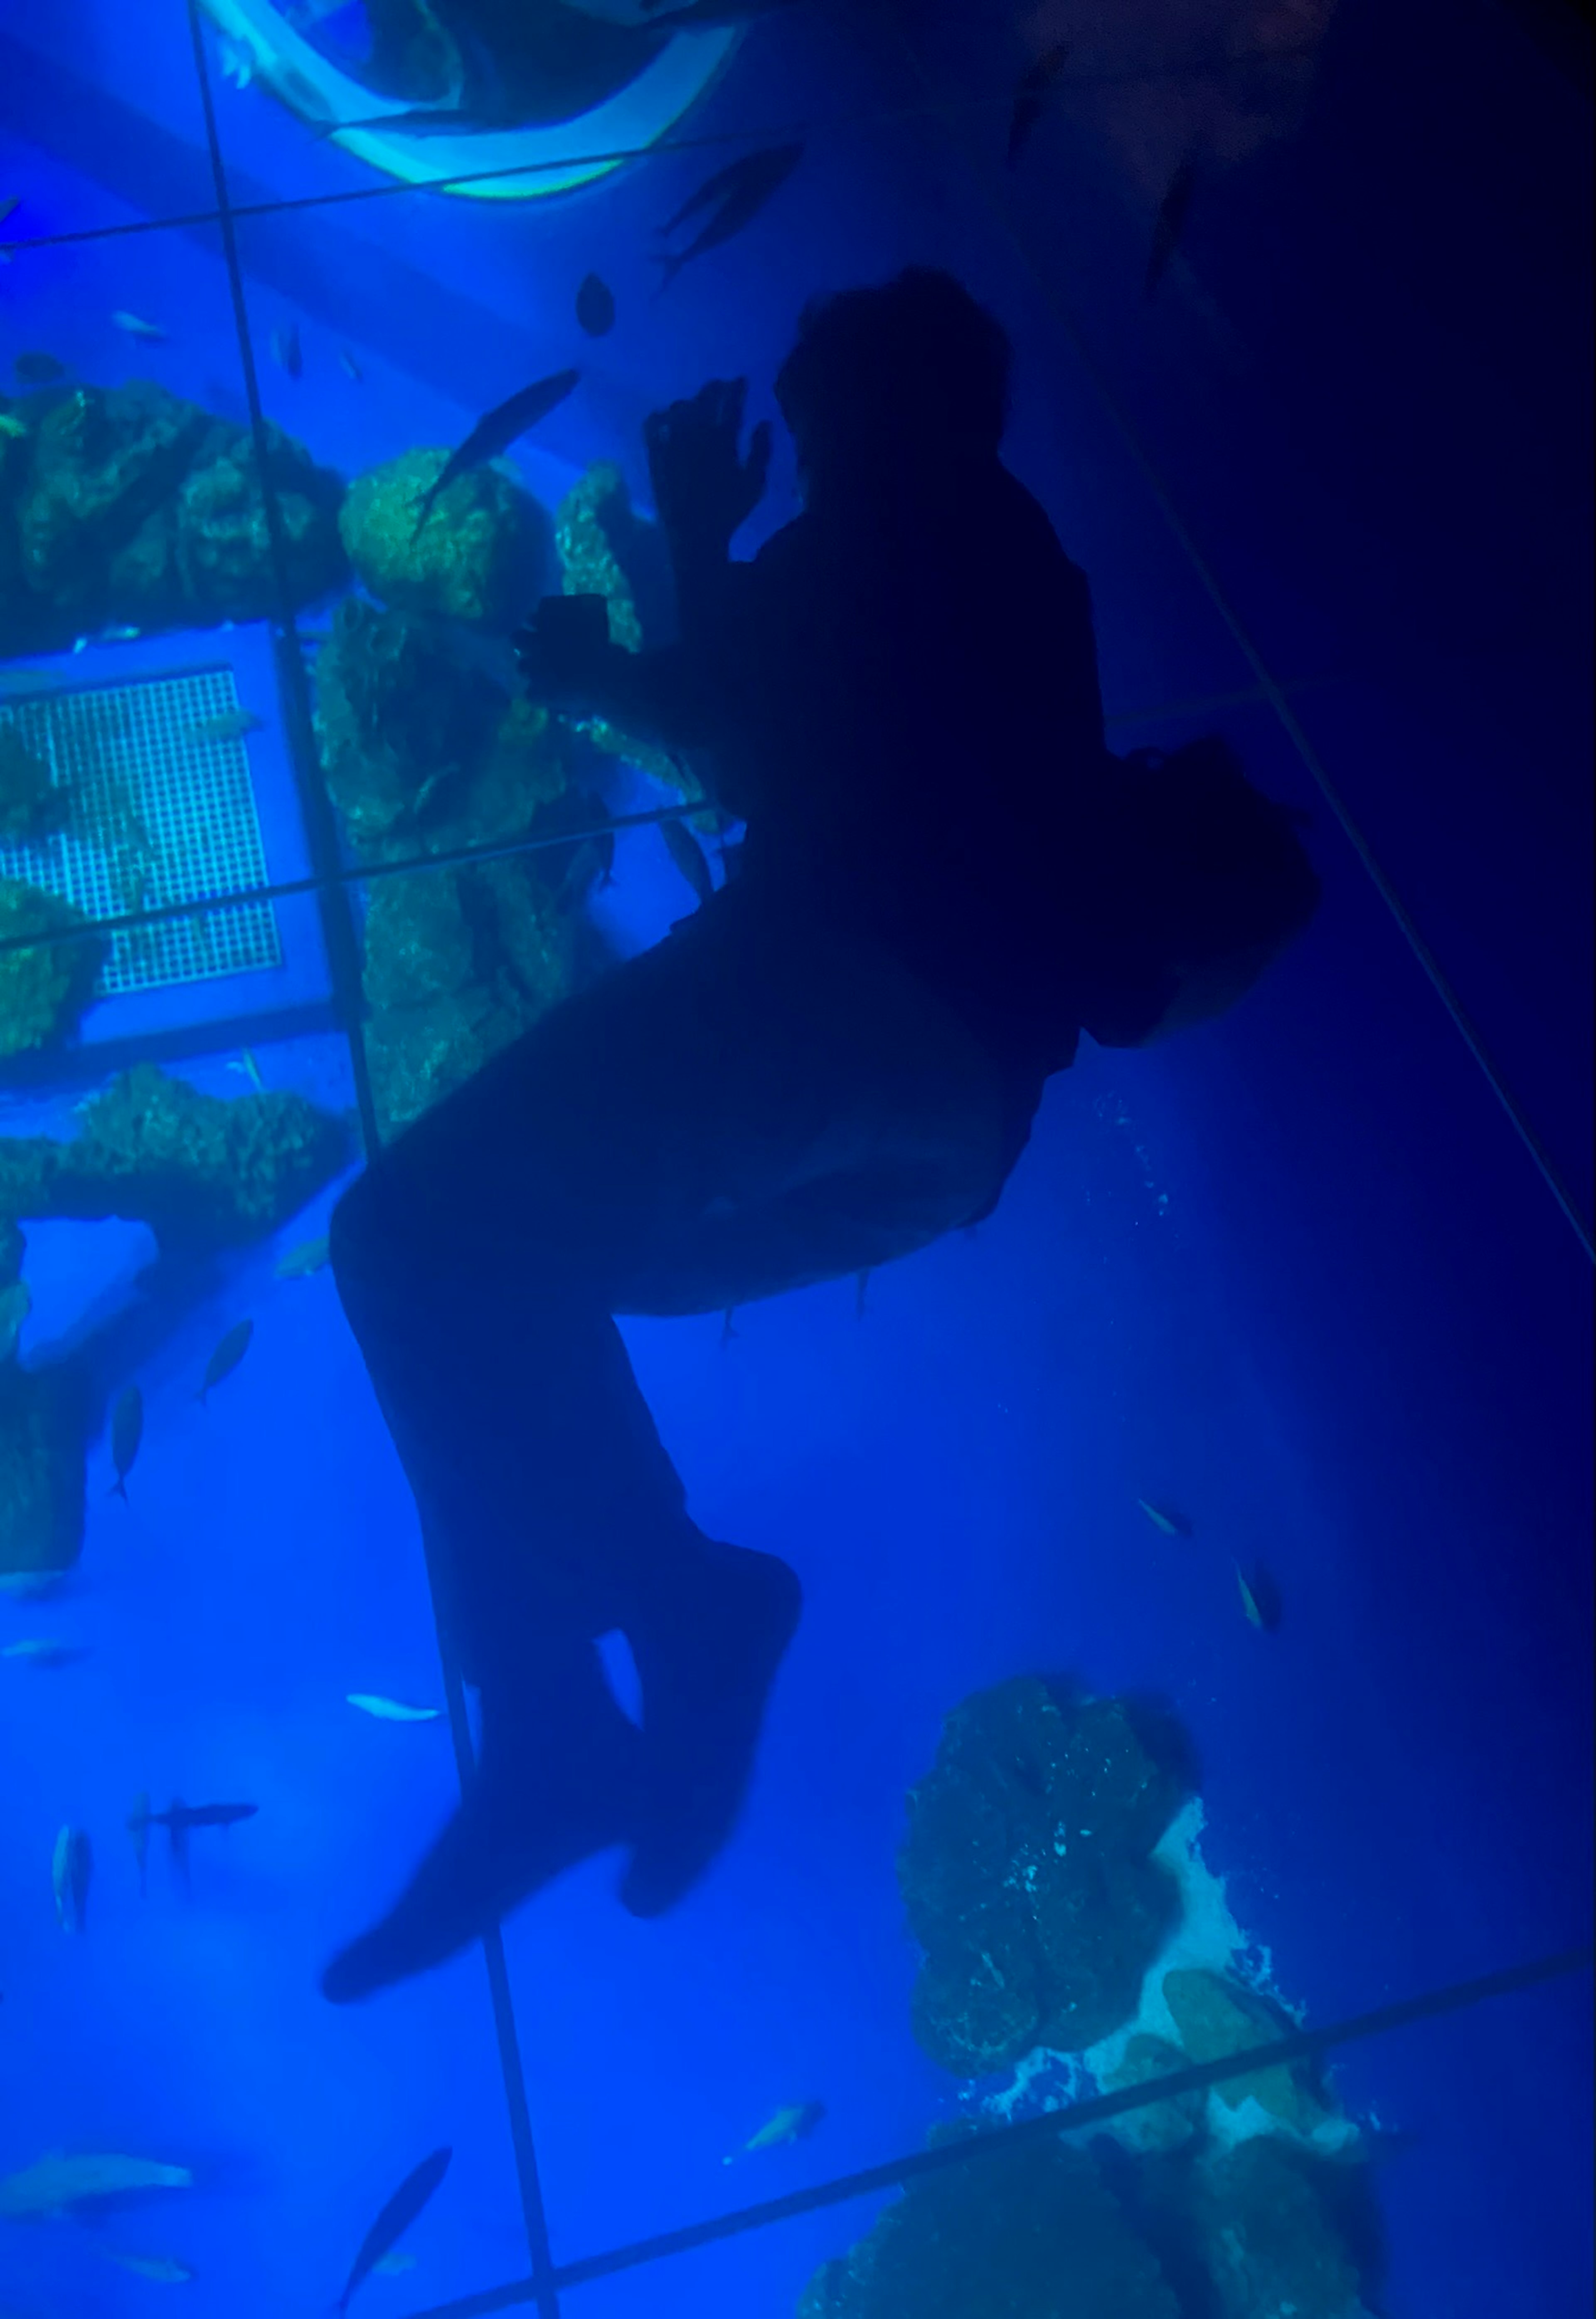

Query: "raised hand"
<box><xmin>644</xmin><ymin>377</ymin><xmax>772</xmax><ymax>567</ymax></box>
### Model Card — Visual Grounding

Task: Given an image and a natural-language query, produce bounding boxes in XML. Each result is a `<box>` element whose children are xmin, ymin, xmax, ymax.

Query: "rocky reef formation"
<box><xmin>798</xmin><ymin>2129</ymin><xmax>1180</xmax><ymax>2319</ymax></box>
<box><xmin>0</xmin><ymin>877</ymin><xmax>104</xmax><ymax>1058</ymax></box>
<box><xmin>898</xmin><ymin>1677</ymin><xmax>1194</xmax><ymax>2073</ymax></box>
<box><xmin>0</xmin><ymin>723</ymin><xmax>65</xmax><ymax>844</ymax></box>
<box><xmin>339</xmin><ymin>448</ymin><xmax>549</xmax><ymax>630</ymax></box>
<box><xmin>0</xmin><ymin>380</ymin><xmax>345</xmax><ymax>654</ymax></box>
<box><xmin>0</xmin><ymin>1064</ymin><xmax>349</xmax><ymax>1579</ymax></box>
<box><xmin>810</xmin><ymin>1675</ymin><xmax>1390</xmax><ymax>2318</ymax></box>
<box><xmin>310</xmin><ymin>593</ymin><xmax>582</xmax><ymax>1137</ymax></box>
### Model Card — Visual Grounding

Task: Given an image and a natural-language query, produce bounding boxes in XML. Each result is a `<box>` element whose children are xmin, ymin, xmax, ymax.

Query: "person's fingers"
<box><xmin>745</xmin><ymin>416</ymin><xmax>773</xmax><ymax>496</ymax></box>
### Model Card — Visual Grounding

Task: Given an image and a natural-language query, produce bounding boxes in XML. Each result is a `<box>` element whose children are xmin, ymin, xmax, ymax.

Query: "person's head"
<box><xmin>775</xmin><ymin>268</ymin><xmax>1012</xmax><ymax>493</ymax></box>
<box><xmin>1075</xmin><ymin>740</ymin><xmax>1322</xmax><ymax>1047</ymax></box>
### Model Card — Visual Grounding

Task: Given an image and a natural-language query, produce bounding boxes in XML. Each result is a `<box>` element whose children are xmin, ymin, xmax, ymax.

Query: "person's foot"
<box><xmin>619</xmin><ymin>1542</ymin><xmax>802</xmax><ymax>1919</ymax></box>
<box><xmin>321</xmin><ymin>1656</ymin><xmax>643</xmax><ymax>2004</ymax></box>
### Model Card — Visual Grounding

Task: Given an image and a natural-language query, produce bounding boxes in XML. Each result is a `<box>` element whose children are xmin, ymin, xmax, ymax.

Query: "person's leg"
<box><xmin>323</xmin><ymin>896</ymin><xmax>1014</xmax><ymax>1995</ymax></box>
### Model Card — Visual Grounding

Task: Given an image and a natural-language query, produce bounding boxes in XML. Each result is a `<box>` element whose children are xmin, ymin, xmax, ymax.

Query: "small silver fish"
<box><xmin>723</xmin><ymin>2099</ymin><xmax>825</xmax><ymax>2164</ymax></box>
<box><xmin>111</xmin><ymin>310</ymin><xmax>167</xmax><ymax>340</ymax></box>
<box><xmin>52</xmin><ymin>1824</ymin><xmax>93</xmax><ymax>1933</ymax></box>
<box><xmin>186</xmin><ymin>708</ymin><xmax>261</xmax><ymax>744</ymax></box>
<box><xmin>227</xmin><ymin>1048</ymin><xmax>265</xmax><ymax>1091</ymax></box>
<box><xmin>275</xmin><ymin>1233</ymin><xmax>330</xmax><ymax>1280</ymax></box>
<box><xmin>197</xmin><ymin>1317</ymin><xmax>253</xmax><ymax>1404</ymax></box>
<box><xmin>1138</xmin><ymin>1498</ymin><xmax>1193</xmax><ymax>1538</ymax></box>
<box><xmin>99</xmin><ymin>624</ymin><xmax>143</xmax><ymax>641</ymax></box>
<box><xmin>337</xmin><ymin>348</ymin><xmax>363</xmax><ymax>382</ymax></box>
<box><xmin>102</xmin><ymin>2248</ymin><xmax>196</xmax><ymax>2284</ymax></box>
<box><xmin>4</xmin><ymin>1638</ymin><xmax>91</xmax><ymax>1668</ymax></box>
<box><xmin>347</xmin><ymin>1693</ymin><xmax>442</xmax><ymax>1723</ymax></box>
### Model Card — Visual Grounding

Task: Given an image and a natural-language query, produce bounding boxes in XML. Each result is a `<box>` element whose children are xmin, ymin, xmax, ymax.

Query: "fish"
<box><xmin>110</xmin><ymin>1383</ymin><xmax>143</xmax><ymax>1500</ymax></box>
<box><xmin>1145</xmin><ymin>153</ymin><xmax>1198</xmax><ymax>299</ymax></box>
<box><xmin>0</xmin><ymin>2151</ymin><xmax>192</xmax><ymax>2220</ymax></box>
<box><xmin>347</xmin><ymin>1693</ymin><xmax>442</xmax><ymax>1723</ymax></box>
<box><xmin>102</xmin><ymin>2249</ymin><xmax>196</xmax><ymax>2283</ymax></box>
<box><xmin>197</xmin><ymin>1317</ymin><xmax>253</xmax><ymax>1403</ymax></box>
<box><xmin>375</xmin><ymin>2250</ymin><xmax>416</xmax><ymax>2275</ymax></box>
<box><xmin>1234</xmin><ymin>1560</ymin><xmax>1283</xmax><ymax>1633</ymax></box>
<box><xmin>660</xmin><ymin>816</ymin><xmax>715</xmax><ymax>906</ymax></box>
<box><xmin>337</xmin><ymin>2147</ymin><xmax>452</xmax><ymax>2311</ymax></box>
<box><xmin>14</xmin><ymin>350</ymin><xmax>67</xmax><ymax>385</ymax></box>
<box><xmin>723</xmin><ymin>2099</ymin><xmax>825</xmax><ymax>2164</ymax></box>
<box><xmin>575</xmin><ymin>271</ymin><xmax>616</xmax><ymax>337</ymax></box>
<box><xmin>0</xmin><ymin>1569</ymin><xmax>70</xmax><ymax>1599</ymax></box>
<box><xmin>0</xmin><ymin>412</ymin><xmax>27</xmax><ymax>439</ymax></box>
<box><xmin>111</xmin><ymin>311</ymin><xmax>168</xmax><ymax>340</ymax></box>
<box><xmin>186</xmin><ymin>707</ymin><xmax>262</xmax><ymax>744</ymax></box>
<box><xmin>411</xmin><ymin>370</ymin><xmax>579</xmax><ymax>540</ymax></box>
<box><xmin>52</xmin><ymin>1824</ymin><xmax>92</xmax><ymax>1934</ymax></box>
<box><xmin>655</xmin><ymin>144</ymin><xmax>803</xmax><ymax>292</ymax></box>
<box><xmin>271</xmin><ymin>323</ymin><xmax>302</xmax><ymax>379</ymax></box>
<box><xmin>3</xmin><ymin>1638</ymin><xmax>91</xmax><ymax>1668</ymax></box>
<box><xmin>219</xmin><ymin>32</ymin><xmax>255</xmax><ymax>88</ymax></box>
<box><xmin>1137</xmin><ymin>1498</ymin><xmax>1192</xmax><ymax>1538</ymax></box>
<box><xmin>1006</xmin><ymin>41</ymin><xmax>1071</xmax><ymax>168</ymax></box>
<box><xmin>128</xmin><ymin>1796</ymin><xmax>259</xmax><ymax>1885</ymax></box>
<box><xmin>228</xmin><ymin>1047</ymin><xmax>265</xmax><ymax>1090</ymax></box>
<box><xmin>276</xmin><ymin>1232</ymin><xmax>330</xmax><ymax>1280</ymax></box>
<box><xmin>99</xmin><ymin>623</ymin><xmax>143</xmax><ymax>641</ymax></box>
<box><xmin>338</xmin><ymin>347</ymin><xmax>364</xmax><ymax>382</ymax></box>
<box><xmin>0</xmin><ymin>1277</ymin><xmax>30</xmax><ymax>1361</ymax></box>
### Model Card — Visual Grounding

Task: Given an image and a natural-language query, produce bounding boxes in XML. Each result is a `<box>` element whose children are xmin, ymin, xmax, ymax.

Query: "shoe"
<box><xmin>322</xmin><ymin>1656</ymin><xmax>642</xmax><ymax>2004</ymax></box>
<box><xmin>619</xmin><ymin>1543</ymin><xmax>802</xmax><ymax>1919</ymax></box>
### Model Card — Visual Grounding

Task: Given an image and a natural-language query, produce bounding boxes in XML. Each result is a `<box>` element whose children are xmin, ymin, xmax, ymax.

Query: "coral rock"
<box><xmin>898</xmin><ymin>1679</ymin><xmax>1192</xmax><ymax>2074</ymax></box>
<box><xmin>1160</xmin><ymin>1969</ymin><xmax>1333</xmax><ymax>2135</ymax></box>
<box><xmin>340</xmin><ymin>448</ymin><xmax>548</xmax><ymax>629</ymax></box>
<box><xmin>798</xmin><ymin>2133</ymin><xmax>1179</xmax><ymax>2319</ymax></box>
<box><xmin>0</xmin><ymin>878</ymin><xmax>104</xmax><ymax>1058</ymax></box>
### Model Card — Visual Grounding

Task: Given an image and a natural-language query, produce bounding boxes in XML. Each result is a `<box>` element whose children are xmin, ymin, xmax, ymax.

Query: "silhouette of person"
<box><xmin>322</xmin><ymin>269</ymin><xmax>1318</xmax><ymax>2002</ymax></box>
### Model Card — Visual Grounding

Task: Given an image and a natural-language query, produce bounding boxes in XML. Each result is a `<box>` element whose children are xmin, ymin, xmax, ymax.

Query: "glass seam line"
<box><xmin>894</xmin><ymin>29</ymin><xmax>1596</xmax><ymax>1269</ymax></box>
<box><xmin>0</xmin><ymin>45</ymin><xmax>1335</xmax><ymax>257</ymax></box>
<box><xmin>180</xmin><ymin>11</ymin><xmax>561</xmax><ymax>2310</ymax></box>
<box><xmin>398</xmin><ymin>1939</ymin><xmax>1595</xmax><ymax>2317</ymax></box>
<box><xmin>0</xmin><ymin>679</ymin><xmax>1340</xmax><ymax>968</ymax></box>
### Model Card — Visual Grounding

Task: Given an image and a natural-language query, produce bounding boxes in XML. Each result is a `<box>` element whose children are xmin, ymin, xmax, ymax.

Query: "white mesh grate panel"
<box><xmin>0</xmin><ymin>665</ymin><xmax>281</xmax><ymax>996</ymax></box>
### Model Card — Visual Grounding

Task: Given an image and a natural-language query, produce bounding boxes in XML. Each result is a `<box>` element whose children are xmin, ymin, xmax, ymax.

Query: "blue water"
<box><xmin>1</xmin><ymin>2</ymin><xmax>1590</xmax><ymax>2314</ymax></box>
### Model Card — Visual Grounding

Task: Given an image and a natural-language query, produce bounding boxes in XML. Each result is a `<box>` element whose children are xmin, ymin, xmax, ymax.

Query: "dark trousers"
<box><xmin>330</xmin><ymin>893</ymin><xmax>1024</xmax><ymax>1687</ymax></box>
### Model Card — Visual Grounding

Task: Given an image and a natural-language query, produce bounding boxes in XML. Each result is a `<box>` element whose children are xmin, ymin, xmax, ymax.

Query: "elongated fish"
<box><xmin>128</xmin><ymin>1796</ymin><xmax>258</xmax><ymax>1885</ymax></box>
<box><xmin>111</xmin><ymin>310</ymin><xmax>167</xmax><ymax>340</ymax></box>
<box><xmin>52</xmin><ymin>1825</ymin><xmax>92</xmax><ymax>1933</ymax></box>
<box><xmin>655</xmin><ymin>144</ymin><xmax>803</xmax><ymax>291</ymax></box>
<box><xmin>1137</xmin><ymin>1498</ymin><xmax>1192</xmax><ymax>1538</ymax></box>
<box><xmin>110</xmin><ymin>1384</ymin><xmax>143</xmax><ymax>1500</ymax></box>
<box><xmin>197</xmin><ymin>1318</ymin><xmax>253</xmax><ymax>1404</ymax></box>
<box><xmin>348</xmin><ymin>1693</ymin><xmax>442</xmax><ymax>1723</ymax></box>
<box><xmin>723</xmin><ymin>2099</ymin><xmax>825</xmax><ymax>2163</ymax></box>
<box><xmin>338</xmin><ymin>2147</ymin><xmax>452</xmax><ymax>2311</ymax></box>
<box><xmin>186</xmin><ymin>707</ymin><xmax>262</xmax><ymax>744</ymax></box>
<box><xmin>411</xmin><ymin>370</ymin><xmax>579</xmax><ymax>540</ymax></box>
<box><xmin>102</xmin><ymin>2248</ymin><xmax>196</xmax><ymax>2283</ymax></box>
<box><xmin>660</xmin><ymin>816</ymin><xmax>715</xmax><ymax>907</ymax></box>
<box><xmin>1234</xmin><ymin>1560</ymin><xmax>1283</xmax><ymax>1633</ymax></box>
<box><xmin>4</xmin><ymin>1638</ymin><xmax>91</xmax><ymax>1668</ymax></box>
<box><xmin>0</xmin><ymin>2151</ymin><xmax>192</xmax><ymax>2220</ymax></box>
<box><xmin>276</xmin><ymin>1233</ymin><xmax>330</xmax><ymax>1280</ymax></box>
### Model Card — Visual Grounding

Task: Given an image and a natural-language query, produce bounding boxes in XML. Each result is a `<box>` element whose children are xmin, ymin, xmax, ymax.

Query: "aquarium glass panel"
<box><xmin>1</xmin><ymin>2</ymin><xmax>1590</xmax><ymax>2317</ymax></box>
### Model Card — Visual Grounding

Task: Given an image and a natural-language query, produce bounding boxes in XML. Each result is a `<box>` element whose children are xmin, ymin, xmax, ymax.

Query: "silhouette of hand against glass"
<box><xmin>645</xmin><ymin>377</ymin><xmax>772</xmax><ymax>567</ymax></box>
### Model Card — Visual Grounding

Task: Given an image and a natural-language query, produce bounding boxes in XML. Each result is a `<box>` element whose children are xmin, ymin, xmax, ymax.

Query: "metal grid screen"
<box><xmin>0</xmin><ymin>666</ymin><xmax>281</xmax><ymax>996</ymax></box>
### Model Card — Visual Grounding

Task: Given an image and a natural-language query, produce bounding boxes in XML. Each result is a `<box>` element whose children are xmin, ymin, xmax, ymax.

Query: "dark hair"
<box><xmin>1076</xmin><ymin>739</ymin><xmax>1322</xmax><ymax>1042</ymax></box>
<box><xmin>775</xmin><ymin>267</ymin><xmax>1012</xmax><ymax>476</ymax></box>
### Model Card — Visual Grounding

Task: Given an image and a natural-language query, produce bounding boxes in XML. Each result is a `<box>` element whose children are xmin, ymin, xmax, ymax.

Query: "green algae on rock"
<box><xmin>898</xmin><ymin>1678</ymin><xmax>1193</xmax><ymax>2074</ymax></box>
<box><xmin>0</xmin><ymin>878</ymin><xmax>104</xmax><ymax>1058</ymax></box>
<box><xmin>340</xmin><ymin>447</ymin><xmax>549</xmax><ymax>629</ymax></box>
<box><xmin>554</xmin><ymin>461</ymin><xmax>644</xmax><ymax>654</ymax></box>
<box><xmin>0</xmin><ymin>1062</ymin><xmax>350</xmax><ymax>1251</ymax></box>
<box><xmin>1160</xmin><ymin>1967</ymin><xmax>1334</xmax><ymax>2136</ymax></box>
<box><xmin>2</xmin><ymin>380</ymin><xmax>345</xmax><ymax>652</ymax></box>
